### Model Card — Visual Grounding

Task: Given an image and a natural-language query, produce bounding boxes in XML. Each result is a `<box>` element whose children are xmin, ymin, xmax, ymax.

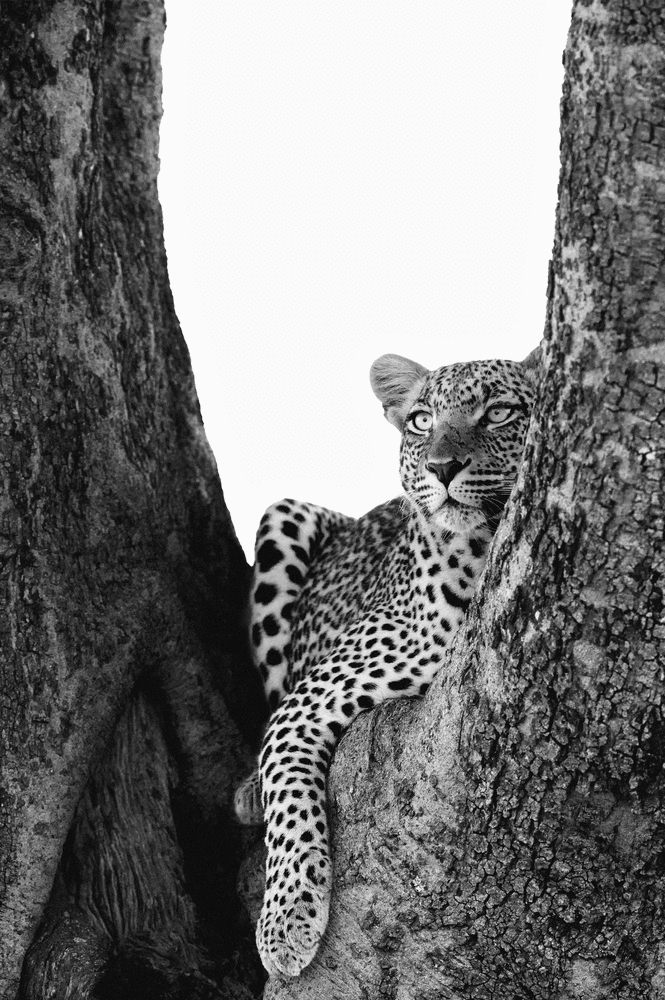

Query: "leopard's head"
<box><xmin>370</xmin><ymin>351</ymin><xmax>539</xmax><ymax>536</ymax></box>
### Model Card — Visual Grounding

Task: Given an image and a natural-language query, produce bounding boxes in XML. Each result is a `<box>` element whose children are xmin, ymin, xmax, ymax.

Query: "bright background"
<box><xmin>158</xmin><ymin>2</ymin><xmax>572</xmax><ymax>561</ymax></box>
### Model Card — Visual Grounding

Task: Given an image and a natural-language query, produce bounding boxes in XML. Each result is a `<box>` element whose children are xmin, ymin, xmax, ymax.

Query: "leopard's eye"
<box><xmin>484</xmin><ymin>405</ymin><xmax>515</xmax><ymax>425</ymax></box>
<box><xmin>406</xmin><ymin>410</ymin><xmax>433</xmax><ymax>434</ymax></box>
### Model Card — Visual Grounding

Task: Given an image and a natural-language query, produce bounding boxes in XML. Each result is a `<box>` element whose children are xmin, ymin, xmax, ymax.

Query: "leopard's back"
<box><xmin>289</xmin><ymin>498</ymin><xmax>405</xmax><ymax>681</ymax></box>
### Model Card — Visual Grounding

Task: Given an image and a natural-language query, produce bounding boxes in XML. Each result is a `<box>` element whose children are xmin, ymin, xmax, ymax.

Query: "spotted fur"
<box><xmin>235</xmin><ymin>353</ymin><xmax>537</xmax><ymax>976</ymax></box>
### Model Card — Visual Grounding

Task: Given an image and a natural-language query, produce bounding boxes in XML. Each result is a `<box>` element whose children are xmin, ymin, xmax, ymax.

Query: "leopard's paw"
<box><xmin>234</xmin><ymin>767</ymin><xmax>264</xmax><ymax>826</ymax></box>
<box><xmin>257</xmin><ymin>847</ymin><xmax>332</xmax><ymax>976</ymax></box>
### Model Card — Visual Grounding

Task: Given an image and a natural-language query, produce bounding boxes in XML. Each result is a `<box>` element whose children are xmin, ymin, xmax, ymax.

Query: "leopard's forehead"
<box><xmin>419</xmin><ymin>359</ymin><xmax>531</xmax><ymax>408</ymax></box>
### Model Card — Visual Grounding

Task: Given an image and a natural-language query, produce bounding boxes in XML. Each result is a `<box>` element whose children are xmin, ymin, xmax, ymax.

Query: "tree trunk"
<box><xmin>0</xmin><ymin>2</ymin><xmax>266</xmax><ymax>998</ymax></box>
<box><xmin>2</xmin><ymin>0</ymin><xmax>664</xmax><ymax>999</ymax></box>
<box><xmin>262</xmin><ymin>2</ymin><xmax>665</xmax><ymax>997</ymax></box>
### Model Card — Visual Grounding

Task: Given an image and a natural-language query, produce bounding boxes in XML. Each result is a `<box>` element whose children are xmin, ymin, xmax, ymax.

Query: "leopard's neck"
<box><xmin>397</xmin><ymin>508</ymin><xmax>492</xmax><ymax>626</ymax></box>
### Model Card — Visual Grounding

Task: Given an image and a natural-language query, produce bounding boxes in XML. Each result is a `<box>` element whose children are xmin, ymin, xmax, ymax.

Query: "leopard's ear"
<box><xmin>520</xmin><ymin>343</ymin><xmax>542</xmax><ymax>384</ymax></box>
<box><xmin>370</xmin><ymin>354</ymin><xmax>430</xmax><ymax>430</ymax></box>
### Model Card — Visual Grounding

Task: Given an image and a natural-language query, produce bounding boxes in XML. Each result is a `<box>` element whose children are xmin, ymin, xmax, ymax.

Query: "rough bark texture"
<box><xmin>3</xmin><ymin>0</ymin><xmax>664</xmax><ymax>998</ymax></box>
<box><xmin>0</xmin><ymin>2</ymin><xmax>266</xmax><ymax>998</ymax></box>
<box><xmin>262</xmin><ymin>2</ymin><xmax>665</xmax><ymax>997</ymax></box>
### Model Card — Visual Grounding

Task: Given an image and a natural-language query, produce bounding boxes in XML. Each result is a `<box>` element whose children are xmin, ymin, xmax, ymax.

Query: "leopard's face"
<box><xmin>398</xmin><ymin>360</ymin><xmax>535</xmax><ymax>536</ymax></box>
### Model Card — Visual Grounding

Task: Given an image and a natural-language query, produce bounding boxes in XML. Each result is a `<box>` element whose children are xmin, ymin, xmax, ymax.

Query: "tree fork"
<box><xmin>0</xmin><ymin>1</ymin><xmax>266</xmax><ymax>997</ymax></box>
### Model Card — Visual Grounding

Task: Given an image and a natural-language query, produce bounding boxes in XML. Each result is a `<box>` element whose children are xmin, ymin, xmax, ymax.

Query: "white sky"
<box><xmin>158</xmin><ymin>2</ymin><xmax>572</xmax><ymax>561</ymax></box>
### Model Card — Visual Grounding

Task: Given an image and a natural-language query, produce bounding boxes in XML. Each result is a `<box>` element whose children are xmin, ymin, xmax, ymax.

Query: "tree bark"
<box><xmin>0</xmin><ymin>2</ymin><xmax>266</xmax><ymax>998</ymax></box>
<box><xmin>3</xmin><ymin>0</ymin><xmax>665</xmax><ymax>998</ymax></box>
<box><xmin>262</xmin><ymin>2</ymin><xmax>665</xmax><ymax>997</ymax></box>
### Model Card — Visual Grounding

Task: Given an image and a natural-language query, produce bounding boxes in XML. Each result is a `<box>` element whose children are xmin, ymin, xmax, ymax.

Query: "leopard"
<box><xmin>235</xmin><ymin>350</ymin><xmax>538</xmax><ymax>977</ymax></box>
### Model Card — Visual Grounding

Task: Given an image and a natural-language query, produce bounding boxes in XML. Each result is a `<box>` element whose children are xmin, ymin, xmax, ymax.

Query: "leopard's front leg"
<box><xmin>256</xmin><ymin>676</ymin><xmax>336</xmax><ymax>977</ymax></box>
<box><xmin>256</xmin><ymin>612</ymin><xmax>441</xmax><ymax>976</ymax></box>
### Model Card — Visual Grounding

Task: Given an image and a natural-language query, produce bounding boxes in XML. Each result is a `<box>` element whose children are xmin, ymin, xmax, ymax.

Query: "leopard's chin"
<box><xmin>429</xmin><ymin>499</ymin><xmax>488</xmax><ymax>537</ymax></box>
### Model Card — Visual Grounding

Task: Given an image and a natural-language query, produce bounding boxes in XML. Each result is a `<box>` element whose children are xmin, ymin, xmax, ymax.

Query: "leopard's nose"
<box><xmin>427</xmin><ymin>459</ymin><xmax>467</xmax><ymax>488</ymax></box>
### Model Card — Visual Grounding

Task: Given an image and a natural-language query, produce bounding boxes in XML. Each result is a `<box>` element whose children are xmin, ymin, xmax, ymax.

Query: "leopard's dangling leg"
<box><xmin>255</xmin><ymin>610</ymin><xmax>445</xmax><ymax>976</ymax></box>
<box><xmin>234</xmin><ymin>498</ymin><xmax>351</xmax><ymax>827</ymax></box>
<box><xmin>233</xmin><ymin>766</ymin><xmax>263</xmax><ymax>826</ymax></box>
